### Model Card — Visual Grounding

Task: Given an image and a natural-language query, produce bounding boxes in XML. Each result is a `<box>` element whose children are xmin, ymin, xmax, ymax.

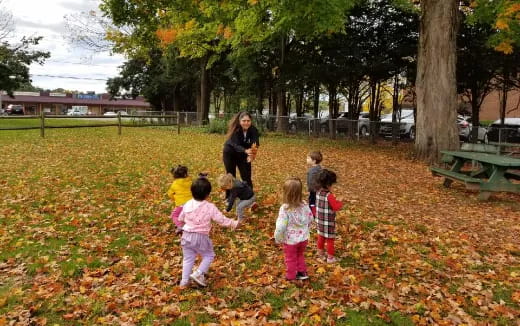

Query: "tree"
<box><xmin>107</xmin><ymin>48</ymin><xmax>198</xmax><ymax>112</ymax></box>
<box><xmin>0</xmin><ymin>37</ymin><xmax>50</xmax><ymax>96</ymax></box>
<box><xmin>417</xmin><ymin>0</ymin><xmax>520</xmax><ymax>163</ymax></box>
<box><xmin>456</xmin><ymin>19</ymin><xmax>498</xmax><ymax>142</ymax></box>
<box><xmin>0</xmin><ymin>0</ymin><xmax>14</xmax><ymax>41</ymax></box>
<box><xmin>415</xmin><ymin>0</ymin><xmax>459</xmax><ymax>163</ymax></box>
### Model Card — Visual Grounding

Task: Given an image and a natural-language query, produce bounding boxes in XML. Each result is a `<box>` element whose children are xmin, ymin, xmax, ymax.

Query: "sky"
<box><xmin>3</xmin><ymin>0</ymin><xmax>125</xmax><ymax>93</ymax></box>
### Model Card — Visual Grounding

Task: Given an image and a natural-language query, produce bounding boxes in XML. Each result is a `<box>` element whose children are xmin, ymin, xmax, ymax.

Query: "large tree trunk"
<box><xmin>416</xmin><ymin>0</ymin><xmax>459</xmax><ymax>163</ymax></box>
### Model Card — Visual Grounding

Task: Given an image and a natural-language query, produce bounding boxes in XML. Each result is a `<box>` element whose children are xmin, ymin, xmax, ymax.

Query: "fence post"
<box><xmin>40</xmin><ymin>110</ymin><xmax>45</xmax><ymax>138</ymax></box>
<box><xmin>117</xmin><ymin>111</ymin><xmax>122</xmax><ymax>135</ymax></box>
<box><xmin>176</xmin><ymin>112</ymin><xmax>180</xmax><ymax>134</ymax></box>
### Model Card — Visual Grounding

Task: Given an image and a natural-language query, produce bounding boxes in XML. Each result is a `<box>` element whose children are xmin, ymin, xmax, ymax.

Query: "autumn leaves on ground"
<box><xmin>0</xmin><ymin>128</ymin><xmax>519</xmax><ymax>325</ymax></box>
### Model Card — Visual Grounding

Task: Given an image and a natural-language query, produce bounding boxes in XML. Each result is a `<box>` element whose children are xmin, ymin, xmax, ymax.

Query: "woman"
<box><xmin>223</xmin><ymin>111</ymin><xmax>260</xmax><ymax>190</ymax></box>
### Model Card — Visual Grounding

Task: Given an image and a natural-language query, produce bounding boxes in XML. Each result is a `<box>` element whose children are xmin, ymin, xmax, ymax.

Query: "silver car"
<box><xmin>457</xmin><ymin>115</ymin><xmax>487</xmax><ymax>143</ymax></box>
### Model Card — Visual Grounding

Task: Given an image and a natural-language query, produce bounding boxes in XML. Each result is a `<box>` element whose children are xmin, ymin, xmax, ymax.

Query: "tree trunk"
<box><xmin>328</xmin><ymin>85</ymin><xmax>337</xmax><ymax>139</ymax></box>
<box><xmin>296</xmin><ymin>87</ymin><xmax>304</xmax><ymax>117</ymax></box>
<box><xmin>470</xmin><ymin>87</ymin><xmax>480</xmax><ymax>143</ymax></box>
<box><xmin>313</xmin><ymin>84</ymin><xmax>319</xmax><ymax>118</ymax></box>
<box><xmin>277</xmin><ymin>34</ymin><xmax>288</xmax><ymax>132</ymax></box>
<box><xmin>197</xmin><ymin>56</ymin><xmax>210</xmax><ymax>124</ymax></box>
<box><xmin>392</xmin><ymin>74</ymin><xmax>400</xmax><ymax>144</ymax></box>
<box><xmin>416</xmin><ymin>0</ymin><xmax>459</xmax><ymax>163</ymax></box>
<box><xmin>499</xmin><ymin>78</ymin><xmax>507</xmax><ymax>125</ymax></box>
<box><xmin>369</xmin><ymin>81</ymin><xmax>378</xmax><ymax>144</ymax></box>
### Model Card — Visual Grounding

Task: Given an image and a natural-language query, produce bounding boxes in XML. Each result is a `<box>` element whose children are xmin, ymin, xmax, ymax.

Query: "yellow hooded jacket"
<box><xmin>167</xmin><ymin>177</ymin><xmax>192</xmax><ymax>206</ymax></box>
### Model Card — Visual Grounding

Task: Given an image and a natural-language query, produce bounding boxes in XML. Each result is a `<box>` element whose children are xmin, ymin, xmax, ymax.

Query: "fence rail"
<box><xmin>1</xmin><ymin>112</ymin><xmax>518</xmax><ymax>145</ymax></box>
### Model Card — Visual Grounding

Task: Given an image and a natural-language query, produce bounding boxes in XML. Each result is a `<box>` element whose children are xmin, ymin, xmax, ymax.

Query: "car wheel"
<box><xmin>409</xmin><ymin>127</ymin><xmax>416</xmax><ymax>140</ymax></box>
<box><xmin>320</xmin><ymin>125</ymin><xmax>328</xmax><ymax>133</ymax></box>
<box><xmin>360</xmin><ymin>125</ymin><xmax>368</xmax><ymax>136</ymax></box>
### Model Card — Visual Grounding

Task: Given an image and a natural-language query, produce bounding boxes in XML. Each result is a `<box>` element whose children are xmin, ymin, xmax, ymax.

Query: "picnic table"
<box><xmin>431</xmin><ymin>150</ymin><xmax>520</xmax><ymax>200</ymax></box>
<box><xmin>487</xmin><ymin>141</ymin><xmax>520</xmax><ymax>156</ymax></box>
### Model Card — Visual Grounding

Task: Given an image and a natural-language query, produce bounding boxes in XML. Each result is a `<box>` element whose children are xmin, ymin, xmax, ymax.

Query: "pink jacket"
<box><xmin>178</xmin><ymin>199</ymin><xmax>238</xmax><ymax>234</ymax></box>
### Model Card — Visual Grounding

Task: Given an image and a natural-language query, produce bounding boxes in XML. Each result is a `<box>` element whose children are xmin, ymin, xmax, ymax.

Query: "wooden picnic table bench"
<box><xmin>431</xmin><ymin>150</ymin><xmax>520</xmax><ymax>200</ymax></box>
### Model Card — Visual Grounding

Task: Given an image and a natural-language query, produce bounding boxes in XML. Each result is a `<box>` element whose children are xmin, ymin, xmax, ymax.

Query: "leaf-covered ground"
<box><xmin>0</xmin><ymin>128</ymin><xmax>519</xmax><ymax>325</ymax></box>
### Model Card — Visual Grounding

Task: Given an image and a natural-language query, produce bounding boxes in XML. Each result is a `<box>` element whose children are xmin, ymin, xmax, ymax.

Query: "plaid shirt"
<box><xmin>316</xmin><ymin>189</ymin><xmax>342</xmax><ymax>238</ymax></box>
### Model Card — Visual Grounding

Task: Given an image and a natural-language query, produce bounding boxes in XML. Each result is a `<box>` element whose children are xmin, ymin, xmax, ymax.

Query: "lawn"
<box><xmin>0</xmin><ymin>127</ymin><xmax>519</xmax><ymax>325</ymax></box>
<box><xmin>0</xmin><ymin>117</ymin><xmax>174</xmax><ymax>129</ymax></box>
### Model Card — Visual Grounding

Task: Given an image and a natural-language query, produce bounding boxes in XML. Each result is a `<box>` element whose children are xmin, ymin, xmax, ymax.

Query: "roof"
<box><xmin>491</xmin><ymin>118</ymin><xmax>520</xmax><ymax>125</ymax></box>
<box><xmin>0</xmin><ymin>94</ymin><xmax>151</xmax><ymax>108</ymax></box>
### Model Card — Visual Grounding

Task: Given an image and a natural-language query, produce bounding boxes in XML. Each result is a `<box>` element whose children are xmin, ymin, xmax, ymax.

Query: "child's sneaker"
<box><xmin>251</xmin><ymin>202</ymin><xmax>259</xmax><ymax>212</ymax></box>
<box><xmin>326</xmin><ymin>256</ymin><xmax>337</xmax><ymax>264</ymax></box>
<box><xmin>316</xmin><ymin>250</ymin><xmax>326</xmax><ymax>261</ymax></box>
<box><xmin>296</xmin><ymin>272</ymin><xmax>309</xmax><ymax>280</ymax></box>
<box><xmin>189</xmin><ymin>270</ymin><xmax>207</xmax><ymax>287</ymax></box>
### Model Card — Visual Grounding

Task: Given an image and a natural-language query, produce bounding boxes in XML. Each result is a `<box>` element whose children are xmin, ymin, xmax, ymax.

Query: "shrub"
<box><xmin>206</xmin><ymin>119</ymin><xmax>228</xmax><ymax>134</ymax></box>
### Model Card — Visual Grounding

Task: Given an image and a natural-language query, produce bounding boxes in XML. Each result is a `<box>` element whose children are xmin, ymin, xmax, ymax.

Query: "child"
<box><xmin>315</xmin><ymin>169</ymin><xmax>343</xmax><ymax>264</ymax></box>
<box><xmin>306</xmin><ymin>151</ymin><xmax>323</xmax><ymax>217</ymax></box>
<box><xmin>274</xmin><ymin>177</ymin><xmax>314</xmax><ymax>281</ymax></box>
<box><xmin>167</xmin><ymin>165</ymin><xmax>192</xmax><ymax>234</ymax></box>
<box><xmin>217</xmin><ymin>173</ymin><xmax>258</xmax><ymax>220</ymax></box>
<box><xmin>177</xmin><ymin>177</ymin><xmax>240</xmax><ymax>287</ymax></box>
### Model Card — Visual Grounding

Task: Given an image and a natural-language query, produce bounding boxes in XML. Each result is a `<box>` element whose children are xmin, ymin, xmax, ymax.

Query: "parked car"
<box><xmin>289</xmin><ymin>113</ymin><xmax>314</xmax><ymax>132</ymax></box>
<box><xmin>6</xmin><ymin>104</ymin><xmax>24</xmax><ymax>115</ymax></box>
<box><xmin>103</xmin><ymin>111</ymin><xmax>116</xmax><ymax>116</ymax></box>
<box><xmin>457</xmin><ymin>115</ymin><xmax>488</xmax><ymax>143</ymax></box>
<box><xmin>486</xmin><ymin>118</ymin><xmax>520</xmax><ymax>143</ymax></box>
<box><xmin>378</xmin><ymin>109</ymin><xmax>415</xmax><ymax>139</ymax></box>
<box><xmin>358</xmin><ymin>112</ymin><xmax>371</xmax><ymax>135</ymax></box>
<box><xmin>320</xmin><ymin>112</ymin><xmax>363</xmax><ymax>133</ymax></box>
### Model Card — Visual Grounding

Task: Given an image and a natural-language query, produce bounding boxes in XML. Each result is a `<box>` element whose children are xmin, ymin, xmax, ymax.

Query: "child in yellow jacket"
<box><xmin>167</xmin><ymin>165</ymin><xmax>192</xmax><ymax>234</ymax></box>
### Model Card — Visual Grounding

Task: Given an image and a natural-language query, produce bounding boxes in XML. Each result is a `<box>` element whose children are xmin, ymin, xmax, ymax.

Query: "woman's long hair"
<box><xmin>225</xmin><ymin>111</ymin><xmax>252</xmax><ymax>140</ymax></box>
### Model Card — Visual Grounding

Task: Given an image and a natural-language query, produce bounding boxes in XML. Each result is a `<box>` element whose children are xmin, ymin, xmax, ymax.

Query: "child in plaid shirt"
<box><xmin>315</xmin><ymin>169</ymin><xmax>343</xmax><ymax>263</ymax></box>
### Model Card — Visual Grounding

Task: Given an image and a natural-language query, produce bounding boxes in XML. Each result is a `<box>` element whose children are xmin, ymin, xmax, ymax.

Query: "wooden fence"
<box><xmin>0</xmin><ymin>112</ymin><xmax>198</xmax><ymax>138</ymax></box>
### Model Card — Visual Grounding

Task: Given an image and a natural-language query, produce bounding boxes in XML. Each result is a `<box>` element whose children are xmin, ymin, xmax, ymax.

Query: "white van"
<box><xmin>67</xmin><ymin>106</ymin><xmax>89</xmax><ymax>116</ymax></box>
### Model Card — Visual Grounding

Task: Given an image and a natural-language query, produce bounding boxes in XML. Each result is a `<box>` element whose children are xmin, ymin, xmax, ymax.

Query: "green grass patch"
<box><xmin>361</xmin><ymin>221</ymin><xmax>379</xmax><ymax>231</ymax></box>
<box><xmin>493</xmin><ymin>284</ymin><xmax>519</xmax><ymax>307</ymax></box>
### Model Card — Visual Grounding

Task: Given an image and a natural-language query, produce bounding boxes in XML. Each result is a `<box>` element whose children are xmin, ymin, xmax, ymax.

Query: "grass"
<box><xmin>1</xmin><ymin>126</ymin><xmax>519</xmax><ymax>324</ymax></box>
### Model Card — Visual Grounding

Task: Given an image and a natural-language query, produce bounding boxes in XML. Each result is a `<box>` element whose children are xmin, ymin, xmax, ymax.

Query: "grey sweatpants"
<box><xmin>236</xmin><ymin>194</ymin><xmax>256</xmax><ymax>220</ymax></box>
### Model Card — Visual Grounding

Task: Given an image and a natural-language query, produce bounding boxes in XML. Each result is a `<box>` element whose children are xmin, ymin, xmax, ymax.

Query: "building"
<box><xmin>0</xmin><ymin>91</ymin><xmax>151</xmax><ymax>115</ymax></box>
<box><xmin>479</xmin><ymin>89</ymin><xmax>520</xmax><ymax>121</ymax></box>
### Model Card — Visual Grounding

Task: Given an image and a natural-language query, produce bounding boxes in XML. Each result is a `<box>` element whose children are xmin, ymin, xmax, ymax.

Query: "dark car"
<box><xmin>320</xmin><ymin>112</ymin><xmax>359</xmax><ymax>133</ymax></box>
<box><xmin>486</xmin><ymin>118</ymin><xmax>520</xmax><ymax>143</ymax></box>
<box><xmin>6</xmin><ymin>105</ymin><xmax>24</xmax><ymax>115</ymax></box>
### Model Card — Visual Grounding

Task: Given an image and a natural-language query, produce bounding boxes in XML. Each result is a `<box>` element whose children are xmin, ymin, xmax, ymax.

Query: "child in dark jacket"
<box><xmin>217</xmin><ymin>173</ymin><xmax>258</xmax><ymax>220</ymax></box>
<box><xmin>306</xmin><ymin>151</ymin><xmax>323</xmax><ymax>217</ymax></box>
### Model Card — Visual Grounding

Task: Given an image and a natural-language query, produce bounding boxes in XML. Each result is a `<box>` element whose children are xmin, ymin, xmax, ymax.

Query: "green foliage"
<box><xmin>205</xmin><ymin>118</ymin><xmax>228</xmax><ymax>134</ymax></box>
<box><xmin>0</xmin><ymin>37</ymin><xmax>49</xmax><ymax>95</ymax></box>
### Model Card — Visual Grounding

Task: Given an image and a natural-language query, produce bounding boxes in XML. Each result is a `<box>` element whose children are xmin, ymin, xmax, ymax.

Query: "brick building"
<box><xmin>0</xmin><ymin>91</ymin><xmax>151</xmax><ymax>115</ymax></box>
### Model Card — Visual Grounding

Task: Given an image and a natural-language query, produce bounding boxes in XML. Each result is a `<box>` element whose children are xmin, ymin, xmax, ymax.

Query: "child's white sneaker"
<box><xmin>326</xmin><ymin>256</ymin><xmax>337</xmax><ymax>264</ymax></box>
<box><xmin>189</xmin><ymin>270</ymin><xmax>207</xmax><ymax>287</ymax></box>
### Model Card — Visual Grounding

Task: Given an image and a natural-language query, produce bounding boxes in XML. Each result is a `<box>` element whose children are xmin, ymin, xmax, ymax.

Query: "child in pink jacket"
<box><xmin>177</xmin><ymin>177</ymin><xmax>239</xmax><ymax>287</ymax></box>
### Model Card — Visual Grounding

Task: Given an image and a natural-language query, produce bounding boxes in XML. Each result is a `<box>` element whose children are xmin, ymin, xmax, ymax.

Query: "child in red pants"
<box><xmin>315</xmin><ymin>169</ymin><xmax>343</xmax><ymax>263</ymax></box>
<box><xmin>274</xmin><ymin>177</ymin><xmax>314</xmax><ymax>281</ymax></box>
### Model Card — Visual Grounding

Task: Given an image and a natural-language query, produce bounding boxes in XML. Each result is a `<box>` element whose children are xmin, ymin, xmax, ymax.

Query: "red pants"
<box><xmin>317</xmin><ymin>235</ymin><xmax>335</xmax><ymax>256</ymax></box>
<box><xmin>283</xmin><ymin>240</ymin><xmax>308</xmax><ymax>280</ymax></box>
